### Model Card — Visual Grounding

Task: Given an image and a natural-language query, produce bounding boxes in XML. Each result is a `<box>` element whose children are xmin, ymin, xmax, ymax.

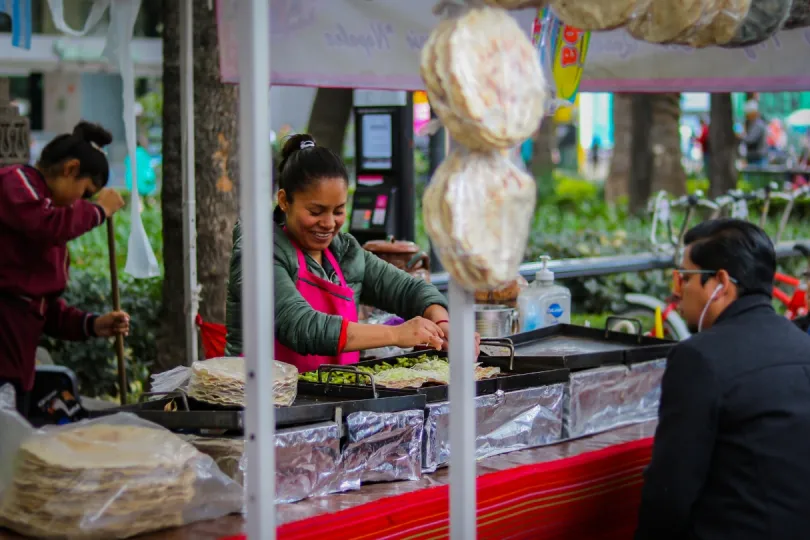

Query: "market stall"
<box><xmin>1</xmin><ymin>0</ymin><xmax>809</xmax><ymax>539</ymax></box>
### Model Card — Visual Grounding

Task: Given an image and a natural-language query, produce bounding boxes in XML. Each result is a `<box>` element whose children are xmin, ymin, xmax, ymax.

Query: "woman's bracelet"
<box><xmin>434</xmin><ymin>319</ymin><xmax>449</xmax><ymax>326</ymax></box>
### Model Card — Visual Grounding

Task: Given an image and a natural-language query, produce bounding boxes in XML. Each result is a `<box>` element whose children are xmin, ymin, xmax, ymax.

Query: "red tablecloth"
<box><xmin>228</xmin><ymin>436</ymin><xmax>654</xmax><ymax>540</ymax></box>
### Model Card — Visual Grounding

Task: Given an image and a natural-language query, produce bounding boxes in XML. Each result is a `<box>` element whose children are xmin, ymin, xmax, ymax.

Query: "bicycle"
<box><xmin>610</xmin><ymin>191</ymin><xmax>721</xmax><ymax>340</ymax></box>
<box><xmin>763</xmin><ymin>184</ymin><xmax>810</xmax><ymax>320</ymax></box>
<box><xmin>711</xmin><ymin>184</ymin><xmax>810</xmax><ymax>321</ymax></box>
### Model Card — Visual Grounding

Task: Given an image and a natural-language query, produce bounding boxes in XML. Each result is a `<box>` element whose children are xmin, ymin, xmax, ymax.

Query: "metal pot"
<box><xmin>475</xmin><ymin>304</ymin><xmax>518</xmax><ymax>338</ymax></box>
<box><xmin>362</xmin><ymin>236</ymin><xmax>431</xmax><ymax>282</ymax></box>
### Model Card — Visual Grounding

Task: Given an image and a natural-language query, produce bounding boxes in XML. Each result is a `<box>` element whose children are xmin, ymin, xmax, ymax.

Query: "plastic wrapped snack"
<box><xmin>423</xmin><ymin>149</ymin><xmax>536</xmax><ymax>292</ymax></box>
<box><xmin>151</xmin><ymin>357</ymin><xmax>298</xmax><ymax>407</ymax></box>
<box><xmin>0</xmin><ymin>411</ymin><xmax>242</xmax><ymax>539</ymax></box>
<box><xmin>680</xmin><ymin>0</ymin><xmax>752</xmax><ymax>47</ymax></box>
<box><xmin>627</xmin><ymin>0</ymin><xmax>723</xmax><ymax>44</ymax></box>
<box><xmin>550</xmin><ymin>0</ymin><xmax>649</xmax><ymax>30</ymax></box>
<box><xmin>420</xmin><ymin>6</ymin><xmax>547</xmax><ymax>151</ymax></box>
<box><xmin>784</xmin><ymin>0</ymin><xmax>810</xmax><ymax>29</ymax></box>
<box><xmin>721</xmin><ymin>0</ymin><xmax>794</xmax><ymax>47</ymax></box>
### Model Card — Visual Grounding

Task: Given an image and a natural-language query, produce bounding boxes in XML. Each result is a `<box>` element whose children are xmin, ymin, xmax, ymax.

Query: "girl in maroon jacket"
<box><xmin>0</xmin><ymin>121</ymin><xmax>130</xmax><ymax>416</ymax></box>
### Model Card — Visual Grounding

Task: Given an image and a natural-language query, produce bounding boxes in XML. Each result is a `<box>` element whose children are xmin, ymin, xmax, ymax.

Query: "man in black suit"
<box><xmin>636</xmin><ymin>219</ymin><xmax>810</xmax><ymax>540</ymax></box>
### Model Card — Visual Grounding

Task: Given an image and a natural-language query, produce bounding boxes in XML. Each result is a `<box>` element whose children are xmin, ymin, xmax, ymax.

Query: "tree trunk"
<box><xmin>194</xmin><ymin>2</ymin><xmax>240</xmax><ymax>325</ymax></box>
<box><xmin>531</xmin><ymin>117</ymin><xmax>555</xmax><ymax>201</ymax></box>
<box><xmin>156</xmin><ymin>0</ymin><xmax>185</xmax><ymax>371</ymax></box>
<box><xmin>649</xmin><ymin>92</ymin><xmax>687</xmax><ymax>196</ymax></box>
<box><xmin>629</xmin><ymin>94</ymin><xmax>654</xmax><ymax>214</ymax></box>
<box><xmin>709</xmin><ymin>93</ymin><xmax>737</xmax><ymax>198</ymax></box>
<box><xmin>307</xmin><ymin>89</ymin><xmax>353</xmax><ymax>153</ymax></box>
<box><xmin>605</xmin><ymin>93</ymin><xmax>631</xmax><ymax>202</ymax></box>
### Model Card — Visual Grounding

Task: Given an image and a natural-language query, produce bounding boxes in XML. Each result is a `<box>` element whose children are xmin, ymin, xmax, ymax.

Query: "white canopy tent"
<box><xmin>202</xmin><ymin>2</ymin><xmax>810</xmax><ymax>539</ymax></box>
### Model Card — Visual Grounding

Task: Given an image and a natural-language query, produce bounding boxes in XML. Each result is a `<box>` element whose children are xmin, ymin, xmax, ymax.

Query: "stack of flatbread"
<box><xmin>0</xmin><ymin>424</ymin><xmax>200</xmax><ymax>539</ymax></box>
<box><xmin>420</xmin><ymin>7</ymin><xmax>548</xmax><ymax>151</ymax></box>
<box><xmin>423</xmin><ymin>149</ymin><xmax>536</xmax><ymax>291</ymax></box>
<box><xmin>720</xmin><ymin>0</ymin><xmax>793</xmax><ymax>47</ymax></box>
<box><xmin>187</xmin><ymin>357</ymin><xmax>297</xmax><ymax>407</ymax></box>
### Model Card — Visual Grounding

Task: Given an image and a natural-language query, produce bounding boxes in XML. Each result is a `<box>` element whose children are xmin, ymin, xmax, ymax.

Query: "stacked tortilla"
<box><xmin>422</xmin><ymin>149</ymin><xmax>536</xmax><ymax>291</ymax></box>
<box><xmin>187</xmin><ymin>357</ymin><xmax>297</xmax><ymax>407</ymax></box>
<box><xmin>0</xmin><ymin>424</ymin><xmax>200</xmax><ymax>539</ymax></box>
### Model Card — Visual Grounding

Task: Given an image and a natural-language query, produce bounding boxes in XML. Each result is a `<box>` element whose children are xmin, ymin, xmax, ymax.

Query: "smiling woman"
<box><xmin>225</xmin><ymin>134</ymin><xmax>476</xmax><ymax>373</ymax></box>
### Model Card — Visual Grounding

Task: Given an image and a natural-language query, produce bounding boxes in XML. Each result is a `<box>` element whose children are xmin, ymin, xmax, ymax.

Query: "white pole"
<box><xmin>179</xmin><ymin>0</ymin><xmax>199</xmax><ymax>366</ymax></box>
<box><xmin>238</xmin><ymin>0</ymin><xmax>275</xmax><ymax>538</ymax></box>
<box><xmin>448</xmin><ymin>280</ymin><xmax>477</xmax><ymax>539</ymax></box>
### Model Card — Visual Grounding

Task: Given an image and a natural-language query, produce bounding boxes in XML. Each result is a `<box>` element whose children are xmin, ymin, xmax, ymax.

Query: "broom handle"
<box><xmin>107</xmin><ymin>217</ymin><xmax>128</xmax><ymax>405</ymax></box>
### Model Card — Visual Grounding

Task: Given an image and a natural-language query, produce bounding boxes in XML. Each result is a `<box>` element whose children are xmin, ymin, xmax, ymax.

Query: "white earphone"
<box><xmin>698</xmin><ymin>284</ymin><xmax>725</xmax><ymax>332</ymax></box>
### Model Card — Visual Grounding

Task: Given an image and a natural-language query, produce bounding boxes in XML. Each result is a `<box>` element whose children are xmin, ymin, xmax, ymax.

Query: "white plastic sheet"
<box><xmin>46</xmin><ymin>0</ymin><xmax>160</xmax><ymax>278</ymax></box>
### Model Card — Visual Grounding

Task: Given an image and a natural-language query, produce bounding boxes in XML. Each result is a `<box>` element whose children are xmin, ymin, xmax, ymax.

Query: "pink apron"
<box><xmin>275</xmin><ymin>240</ymin><xmax>360</xmax><ymax>372</ymax></box>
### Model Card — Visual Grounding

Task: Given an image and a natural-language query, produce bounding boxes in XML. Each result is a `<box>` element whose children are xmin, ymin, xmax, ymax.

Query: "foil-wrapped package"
<box><xmin>564</xmin><ymin>361</ymin><xmax>666</xmax><ymax>439</ymax></box>
<box><xmin>185</xmin><ymin>421</ymin><xmax>355</xmax><ymax>505</ymax></box>
<box><xmin>625</xmin><ymin>358</ymin><xmax>667</xmax><ymax>423</ymax></box>
<box><xmin>423</xmin><ymin>385</ymin><xmax>566</xmax><ymax>472</ymax></box>
<box><xmin>564</xmin><ymin>364</ymin><xmax>631</xmax><ymax>439</ymax></box>
<box><xmin>342</xmin><ymin>410</ymin><xmax>424</xmax><ymax>484</ymax></box>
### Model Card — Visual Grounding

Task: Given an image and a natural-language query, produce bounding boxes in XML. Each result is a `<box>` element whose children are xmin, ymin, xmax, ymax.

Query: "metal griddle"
<box><xmin>479</xmin><ymin>318</ymin><xmax>675</xmax><ymax>372</ymax></box>
<box><xmin>301</xmin><ymin>343</ymin><xmax>570</xmax><ymax>403</ymax></box>
<box><xmin>89</xmin><ymin>386</ymin><xmax>426</xmax><ymax>433</ymax></box>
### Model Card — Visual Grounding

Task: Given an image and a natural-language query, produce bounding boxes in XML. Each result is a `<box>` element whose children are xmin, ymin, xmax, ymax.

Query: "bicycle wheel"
<box><xmin>609</xmin><ymin>307</ymin><xmax>683</xmax><ymax>340</ymax></box>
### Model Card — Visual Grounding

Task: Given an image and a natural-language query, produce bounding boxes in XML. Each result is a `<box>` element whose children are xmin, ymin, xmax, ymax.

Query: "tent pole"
<box><xmin>449</xmin><ymin>280</ymin><xmax>477</xmax><ymax>539</ymax></box>
<box><xmin>238</xmin><ymin>0</ymin><xmax>276</xmax><ymax>538</ymax></box>
<box><xmin>179</xmin><ymin>0</ymin><xmax>199</xmax><ymax>366</ymax></box>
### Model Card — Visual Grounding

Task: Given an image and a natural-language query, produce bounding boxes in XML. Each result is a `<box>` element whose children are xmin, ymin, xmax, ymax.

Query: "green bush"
<box><xmin>39</xmin><ymin>196</ymin><xmax>163</xmax><ymax>400</ymax></box>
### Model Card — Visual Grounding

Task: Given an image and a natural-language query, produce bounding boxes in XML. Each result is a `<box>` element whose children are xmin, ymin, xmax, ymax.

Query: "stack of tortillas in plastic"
<box><xmin>549</xmin><ymin>0</ymin><xmax>799</xmax><ymax>48</ymax></box>
<box><xmin>420</xmin><ymin>5</ymin><xmax>544</xmax><ymax>291</ymax></box>
<box><xmin>423</xmin><ymin>150</ymin><xmax>536</xmax><ymax>291</ymax></box>
<box><xmin>188</xmin><ymin>357</ymin><xmax>298</xmax><ymax>407</ymax></box>
<box><xmin>0</xmin><ymin>424</ymin><xmax>199</xmax><ymax>539</ymax></box>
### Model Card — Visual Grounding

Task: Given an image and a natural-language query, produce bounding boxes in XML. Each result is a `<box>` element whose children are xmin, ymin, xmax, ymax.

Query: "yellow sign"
<box><xmin>552</xmin><ymin>25</ymin><xmax>590</xmax><ymax>104</ymax></box>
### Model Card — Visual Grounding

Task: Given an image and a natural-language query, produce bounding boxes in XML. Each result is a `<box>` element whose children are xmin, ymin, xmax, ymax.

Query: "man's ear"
<box><xmin>62</xmin><ymin>158</ymin><xmax>81</xmax><ymax>179</ymax></box>
<box><xmin>715</xmin><ymin>269</ymin><xmax>735</xmax><ymax>296</ymax></box>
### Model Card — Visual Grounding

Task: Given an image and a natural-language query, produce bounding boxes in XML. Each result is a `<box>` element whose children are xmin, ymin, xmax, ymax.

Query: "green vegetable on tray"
<box><xmin>297</xmin><ymin>354</ymin><xmax>446</xmax><ymax>385</ymax></box>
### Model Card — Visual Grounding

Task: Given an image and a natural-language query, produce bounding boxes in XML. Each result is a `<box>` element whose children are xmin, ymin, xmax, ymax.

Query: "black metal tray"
<box><xmin>300</xmin><ymin>347</ymin><xmax>570</xmax><ymax>404</ymax></box>
<box><xmin>479</xmin><ymin>318</ymin><xmax>675</xmax><ymax>372</ymax></box>
<box><xmin>89</xmin><ymin>386</ymin><xmax>426</xmax><ymax>432</ymax></box>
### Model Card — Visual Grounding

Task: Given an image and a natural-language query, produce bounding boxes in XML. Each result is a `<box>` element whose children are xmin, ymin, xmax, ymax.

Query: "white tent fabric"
<box><xmin>216</xmin><ymin>0</ymin><xmax>810</xmax><ymax>93</ymax></box>
<box><xmin>46</xmin><ymin>0</ymin><xmax>160</xmax><ymax>279</ymax></box>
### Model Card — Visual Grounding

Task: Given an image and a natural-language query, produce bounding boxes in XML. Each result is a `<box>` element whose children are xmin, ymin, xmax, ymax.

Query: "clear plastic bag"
<box><xmin>721</xmin><ymin>0</ymin><xmax>794</xmax><ymax>47</ymax></box>
<box><xmin>150</xmin><ymin>358</ymin><xmax>299</xmax><ymax>407</ymax></box>
<box><xmin>626</xmin><ymin>0</ymin><xmax>729</xmax><ymax>45</ymax></box>
<box><xmin>0</xmin><ymin>410</ymin><xmax>242</xmax><ymax>539</ymax></box>
<box><xmin>678</xmin><ymin>0</ymin><xmax>753</xmax><ymax>47</ymax></box>
<box><xmin>482</xmin><ymin>0</ymin><xmax>549</xmax><ymax>8</ymax></box>
<box><xmin>0</xmin><ymin>384</ymin><xmax>15</xmax><ymax>411</ymax></box>
<box><xmin>784</xmin><ymin>0</ymin><xmax>810</xmax><ymax>29</ymax></box>
<box><xmin>420</xmin><ymin>3</ymin><xmax>548</xmax><ymax>151</ymax></box>
<box><xmin>422</xmin><ymin>148</ymin><xmax>536</xmax><ymax>292</ymax></box>
<box><xmin>549</xmin><ymin>0</ymin><xmax>649</xmax><ymax>30</ymax></box>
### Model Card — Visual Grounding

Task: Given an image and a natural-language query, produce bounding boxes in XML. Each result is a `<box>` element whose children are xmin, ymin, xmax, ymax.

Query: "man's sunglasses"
<box><xmin>672</xmin><ymin>269</ymin><xmax>738</xmax><ymax>296</ymax></box>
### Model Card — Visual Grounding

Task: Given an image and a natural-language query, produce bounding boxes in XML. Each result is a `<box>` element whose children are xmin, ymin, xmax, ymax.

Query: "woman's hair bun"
<box><xmin>72</xmin><ymin>121</ymin><xmax>113</xmax><ymax>148</ymax></box>
<box><xmin>280</xmin><ymin>133</ymin><xmax>316</xmax><ymax>161</ymax></box>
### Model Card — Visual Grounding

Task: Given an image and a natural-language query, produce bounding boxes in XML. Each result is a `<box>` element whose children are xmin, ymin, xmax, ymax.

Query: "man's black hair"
<box><xmin>684</xmin><ymin>218</ymin><xmax>775</xmax><ymax>297</ymax></box>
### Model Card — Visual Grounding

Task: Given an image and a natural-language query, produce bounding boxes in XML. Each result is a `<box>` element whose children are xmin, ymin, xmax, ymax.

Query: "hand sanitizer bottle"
<box><xmin>534</xmin><ymin>256</ymin><xmax>571</xmax><ymax>327</ymax></box>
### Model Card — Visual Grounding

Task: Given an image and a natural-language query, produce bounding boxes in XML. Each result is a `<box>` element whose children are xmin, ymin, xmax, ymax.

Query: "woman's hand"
<box><xmin>94</xmin><ymin>311</ymin><xmax>130</xmax><ymax>337</ymax></box>
<box><xmin>438</xmin><ymin>322</ymin><xmax>481</xmax><ymax>358</ymax></box>
<box><xmin>394</xmin><ymin>317</ymin><xmax>444</xmax><ymax>350</ymax></box>
<box><xmin>96</xmin><ymin>188</ymin><xmax>126</xmax><ymax>217</ymax></box>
